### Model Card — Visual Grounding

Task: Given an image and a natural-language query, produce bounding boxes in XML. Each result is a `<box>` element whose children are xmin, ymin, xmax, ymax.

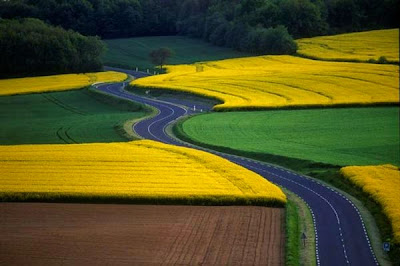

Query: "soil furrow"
<box><xmin>0</xmin><ymin>203</ymin><xmax>284</xmax><ymax>265</ymax></box>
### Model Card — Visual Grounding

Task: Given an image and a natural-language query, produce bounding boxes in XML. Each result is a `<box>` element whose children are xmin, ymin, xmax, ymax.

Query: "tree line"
<box><xmin>1</xmin><ymin>0</ymin><xmax>397</xmax><ymax>40</ymax></box>
<box><xmin>0</xmin><ymin>18</ymin><xmax>105</xmax><ymax>78</ymax></box>
<box><xmin>0</xmin><ymin>0</ymin><xmax>179</xmax><ymax>39</ymax></box>
<box><xmin>176</xmin><ymin>0</ymin><xmax>398</xmax><ymax>54</ymax></box>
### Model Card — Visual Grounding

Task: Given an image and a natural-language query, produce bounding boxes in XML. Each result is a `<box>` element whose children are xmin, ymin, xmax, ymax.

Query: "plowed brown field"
<box><xmin>0</xmin><ymin>203</ymin><xmax>284</xmax><ymax>265</ymax></box>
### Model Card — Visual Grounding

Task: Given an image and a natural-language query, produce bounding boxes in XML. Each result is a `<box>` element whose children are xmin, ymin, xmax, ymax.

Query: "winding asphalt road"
<box><xmin>95</xmin><ymin>75</ymin><xmax>379</xmax><ymax>266</ymax></box>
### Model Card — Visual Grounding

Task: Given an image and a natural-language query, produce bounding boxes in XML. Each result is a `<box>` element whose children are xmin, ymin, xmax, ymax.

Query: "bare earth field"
<box><xmin>0</xmin><ymin>203</ymin><xmax>284</xmax><ymax>265</ymax></box>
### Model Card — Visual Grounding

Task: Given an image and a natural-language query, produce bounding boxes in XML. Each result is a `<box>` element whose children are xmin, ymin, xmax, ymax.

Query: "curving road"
<box><xmin>95</xmin><ymin>78</ymin><xmax>379</xmax><ymax>266</ymax></box>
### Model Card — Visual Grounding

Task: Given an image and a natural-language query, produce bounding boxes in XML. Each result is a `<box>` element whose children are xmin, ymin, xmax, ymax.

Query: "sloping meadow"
<box><xmin>0</xmin><ymin>140</ymin><xmax>286</xmax><ymax>206</ymax></box>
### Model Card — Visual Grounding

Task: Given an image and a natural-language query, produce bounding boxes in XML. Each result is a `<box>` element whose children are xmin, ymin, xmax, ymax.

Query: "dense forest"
<box><xmin>1</xmin><ymin>0</ymin><xmax>397</xmax><ymax>40</ymax></box>
<box><xmin>0</xmin><ymin>0</ymin><xmax>398</xmax><ymax>76</ymax></box>
<box><xmin>0</xmin><ymin>0</ymin><xmax>179</xmax><ymax>38</ymax></box>
<box><xmin>0</xmin><ymin>18</ymin><xmax>105</xmax><ymax>78</ymax></box>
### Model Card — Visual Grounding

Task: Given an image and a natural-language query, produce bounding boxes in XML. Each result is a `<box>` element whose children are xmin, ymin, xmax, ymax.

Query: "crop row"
<box><xmin>297</xmin><ymin>29</ymin><xmax>399</xmax><ymax>63</ymax></box>
<box><xmin>0</xmin><ymin>140</ymin><xmax>286</xmax><ymax>206</ymax></box>
<box><xmin>131</xmin><ymin>55</ymin><xmax>399</xmax><ymax>111</ymax></box>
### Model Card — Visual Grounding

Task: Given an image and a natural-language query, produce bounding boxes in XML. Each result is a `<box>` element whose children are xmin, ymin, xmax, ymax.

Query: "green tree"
<box><xmin>278</xmin><ymin>0</ymin><xmax>328</xmax><ymax>37</ymax></box>
<box><xmin>326</xmin><ymin>0</ymin><xmax>361</xmax><ymax>31</ymax></box>
<box><xmin>209</xmin><ymin>21</ymin><xmax>230</xmax><ymax>46</ymax></box>
<box><xmin>1</xmin><ymin>0</ymin><xmax>397</xmax><ymax>55</ymax></box>
<box><xmin>259</xmin><ymin>26</ymin><xmax>298</xmax><ymax>54</ymax></box>
<box><xmin>149</xmin><ymin>48</ymin><xmax>174</xmax><ymax>71</ymax></box>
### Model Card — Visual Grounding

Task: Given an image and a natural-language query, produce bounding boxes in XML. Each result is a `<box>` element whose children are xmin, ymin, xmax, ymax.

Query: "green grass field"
<box><xmin>103</xmin><ymin>36</ymin><xmax>251</xmax><ymax>70</ymax></box>
<box><xmin>180</xmin><ymin>107</ymin><xmax>400</xmax><ymax>167</ymax></box>
<box><xmin>0</xmin><ymin>88</ymin><xmax>149</xmax><ymax>145</ymax></box>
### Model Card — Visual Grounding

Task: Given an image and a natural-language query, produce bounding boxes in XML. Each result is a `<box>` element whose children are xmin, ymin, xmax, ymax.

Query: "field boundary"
<box><xmin>284</xmin><ymin>189</ymin><xmax>317</xmax><ymax>266</ymax></box>
<box><xmin>0</xmin><ymin>192</ymin><xmax>285</xmax><ymax>207</ymax></box>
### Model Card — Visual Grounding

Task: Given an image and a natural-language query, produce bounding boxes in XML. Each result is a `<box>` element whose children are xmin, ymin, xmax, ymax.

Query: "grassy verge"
<box><xmin>285</xmin><ymin>190</ymin><xmax>317</xmax><ymax>266</ymax></box>
<box><xmin>285</xmin><ymin>199</ymin><xmax>300</xmax><ymax>265</ymax></box>
<box><xmin>0</xmin><ymin>87</ymin><xmax>151</xmax><ymax>144</ymax></box>
<box><xmin>173</xmin><ymin>118</ymin><xmax>396</xmax><ymax>264</ymax></box>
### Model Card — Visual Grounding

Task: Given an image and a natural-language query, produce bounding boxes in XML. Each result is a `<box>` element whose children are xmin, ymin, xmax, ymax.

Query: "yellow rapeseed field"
<box><xmin>131</xmin><ymin>55</ymin><xmax>399</xmax><ymax>110</ymax></box>
<box><xmin>0</xmin><ymin>71</ymin><xmax>127</xmax><ymax>96</ymax></box>
<box><xmin>341</xmin><ymin>164</ymin><xmax>400</xmax><ymax>244</ymax></box>
<box><xmin>0</xmin><ymin>140</ymin><xmax>286</xmax><ymax>206</ymax></box>
<box><xmin>297</xmin><ymin>29</ymin><xmax>399</xmax><ymax>63</ymax></box>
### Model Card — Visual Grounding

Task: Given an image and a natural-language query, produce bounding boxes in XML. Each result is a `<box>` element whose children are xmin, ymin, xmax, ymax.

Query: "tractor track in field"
<box><xmin>41</xmin><ymin>93</ymin><xmax>86</xmax><ymax>116</ymax></box>
<box><xmin>56</xmin><ymin>127</ymin><xmax>78</xmax><ymax>144</ymax></box>
<box><xmin>56</xmin><ymin>127</ymin><xmax>69</xmax><ymax>144</ymax></box>
<box><xmin>64</xmin><ymin>127</ymin><xmax>78</xmax><ymax>144</ymax></box>
<box><xmin>94</xmin><ymin>73</ymin><xmax>379</xmax><ymax>266</ymax></box>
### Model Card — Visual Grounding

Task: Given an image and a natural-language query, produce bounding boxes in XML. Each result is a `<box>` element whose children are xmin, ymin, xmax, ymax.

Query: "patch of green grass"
<box><xmin>0</xmin><ymin>88</ymin><xmax>150</xmax><ymax>144</ymax></box>
<box><xmin>285</xmin><ymin>198</ymin><xmax>301</xmax><ymax>265</ymax></box>
<box><xmin>284</xmin><ymin>190</ymin><xmax>317</xmax><ymax>266</ymax></box>
<box><xmin>180</xmin><ymin>107</ymin><xmax>400</xmax><ymax>167</ymax></box>
<box><xmin>103</xmin><ymin>36</ymin><xmax>251</xmax><ymax>70</ymax></box>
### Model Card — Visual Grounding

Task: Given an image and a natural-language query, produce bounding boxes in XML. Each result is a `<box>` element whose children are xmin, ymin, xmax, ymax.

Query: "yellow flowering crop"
<box><xmin>0</xmin><ymin>71</ymin><xmax>127</xmax><ymax>96</ymax></box>
<box><xmin>0</xmin><ymin>140</ymin><xmax>286</xmax><ymax>206</ymax></box>
<box><xmin>131</xmin><ymin>55</ymin><xmax>399</xmax><ymax>110</ymax></box>
<box><xmin>340</xmin><ymin>164</ymin><xmax>400</xmax><ymax>243</ymax></box>
<box><xmin>297</xmin><ymin>29</ymin><xmax>399</xmax><ymax>63</ymax></box>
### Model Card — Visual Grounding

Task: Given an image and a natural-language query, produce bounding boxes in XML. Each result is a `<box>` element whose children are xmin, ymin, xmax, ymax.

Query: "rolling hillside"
<box><xmin>103</xmin><ymin>36</ymin><xmax>251</xmax><ymax>70</ymax></box>
<box><xmin>0</xmin><ymin>89</ymin><xmax>148</xmax><ymax>144</ymax></box>
<box><xmin>131</xmin><ymin>55</ymin><xmax>399</xmax><ymax>110</ymax></box>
